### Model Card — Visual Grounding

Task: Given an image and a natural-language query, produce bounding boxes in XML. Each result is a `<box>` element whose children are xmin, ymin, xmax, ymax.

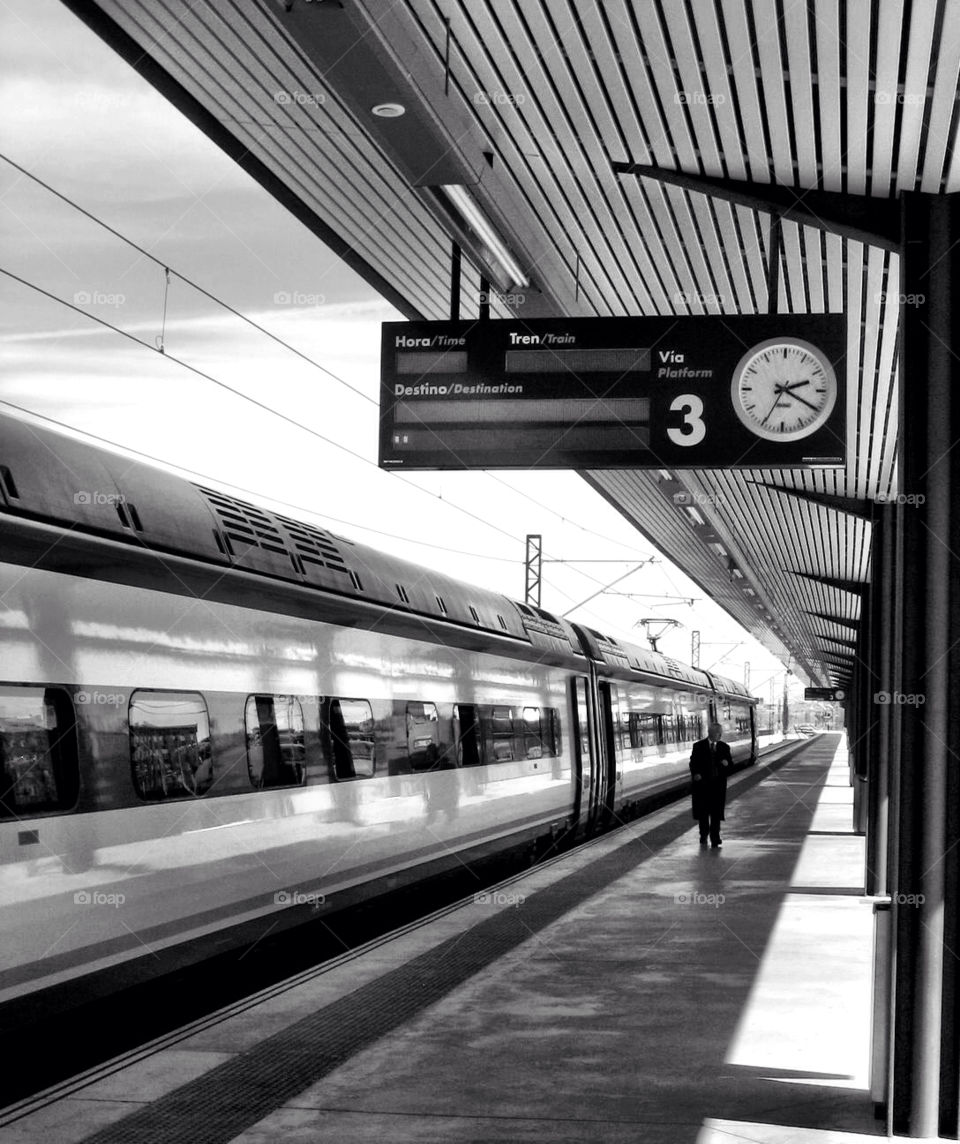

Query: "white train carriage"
<box><xmin>0</xmin><ymin>414</ymin><xmax>756</xmax><ymax>1018</ymax></box>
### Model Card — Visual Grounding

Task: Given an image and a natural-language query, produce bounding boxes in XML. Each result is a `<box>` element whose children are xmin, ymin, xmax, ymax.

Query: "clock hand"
<box><xmin>784</xmin><ymin>390</ymin><xmax>822</xmax><ymax>413</ymax></box>
<box><xmin>759</xmin><ymin>389</ymin><xmax>787</xmax><ymax>427</ymax></box>
<box><xmin>781</xmin><ymin>379</ymin><xmax>811</xmax><ymax>391</ymax></box>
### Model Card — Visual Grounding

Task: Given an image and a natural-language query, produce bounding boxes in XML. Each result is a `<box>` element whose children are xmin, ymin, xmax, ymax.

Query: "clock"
<box><xmin>730</xmin><ymin>337</ymin><xmax>838</xmax><ymax>441</ymax></box>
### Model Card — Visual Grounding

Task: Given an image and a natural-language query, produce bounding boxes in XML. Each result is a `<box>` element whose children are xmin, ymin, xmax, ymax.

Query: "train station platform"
<box><xmin>0</xmin><ymin>733</ymin><xmax>883</xmax><ymax>1144</ymax></box>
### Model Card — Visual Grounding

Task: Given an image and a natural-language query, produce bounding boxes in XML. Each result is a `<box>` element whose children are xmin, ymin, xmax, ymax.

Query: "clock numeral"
<box><xmin>667</xmin><ymin>393</ymin><xmax>707</xmax><ymax>447</ymax></box>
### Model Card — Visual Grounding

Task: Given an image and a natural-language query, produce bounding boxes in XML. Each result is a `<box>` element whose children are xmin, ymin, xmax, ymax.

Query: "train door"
<box><xmin>569</xmin><ymin>675</ymin><xmax>595</xmax><ymax>831</ymax></box>
<box><xmin>597</xmin><ymin>681</ymin><xmax>620</xmax><ymax>827</ymax></box>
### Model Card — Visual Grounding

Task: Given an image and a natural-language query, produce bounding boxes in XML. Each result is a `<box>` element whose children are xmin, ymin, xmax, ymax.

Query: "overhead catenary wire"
<box><xmin>0</xmin><ymin>267</ymin><xmax>531</xmax><ymax>553</ymax></box>
<box><xmin>1</xmin><ymin>151</ymin><xmax>662</xmax><ymax>563</ymax></box>
<box><xmin>0</xmin><ymin>274</ymin><xmax>662</xmax><ymax>596</ymax></box>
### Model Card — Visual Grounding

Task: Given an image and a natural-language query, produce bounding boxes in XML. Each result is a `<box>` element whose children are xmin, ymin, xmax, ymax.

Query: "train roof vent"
<box><xmin>198</xmin><ymin>488</ymin><xmax>289</xmax><ymax>557</ymax></box>
<box><xmin>515</xmin><ymin>602</ymin><xmax>535</xmax><ymax>618</ymax></box>
<box><xmin>532</xmin><ymin>605</ymin><xmax>560</xmax><ymax>624</ymax></box>
<box><xmin>274</xmin><ymin>513</ymin><xmax>352</xmax><ymax>577</ymax></box>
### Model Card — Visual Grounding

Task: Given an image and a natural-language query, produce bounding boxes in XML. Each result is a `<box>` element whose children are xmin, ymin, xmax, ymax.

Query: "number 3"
<box><xmin>667</xmin><ymin>394</ymin><xmax>706</xmax><ymax>446</ymax></box>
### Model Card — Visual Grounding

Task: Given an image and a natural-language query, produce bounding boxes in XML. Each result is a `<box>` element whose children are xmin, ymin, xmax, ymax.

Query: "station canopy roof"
<box><xmin>67</xmin><ymin>0</ymin><xmax>960</xmax><ymax>687</ymax></box>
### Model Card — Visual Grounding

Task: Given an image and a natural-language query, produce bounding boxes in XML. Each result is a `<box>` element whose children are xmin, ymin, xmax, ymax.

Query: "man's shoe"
<box><xmin>699</xmin><ymin>837</ymin><xmax>708</xmax><ymax>847</ymax></box>
<box><xmin>711</xmin><ymin>839</ymin><xmax>722</xmax><ymax>848</ymax></box>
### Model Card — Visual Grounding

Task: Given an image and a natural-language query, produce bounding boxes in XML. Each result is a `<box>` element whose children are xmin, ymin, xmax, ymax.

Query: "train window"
<box><xmin>326</xmin><ymin>698</ymin><xmax>375</xmax><ymax>780</ymax></box>
<box><xmin>406</xmin><ymin>701</ymin><xmax>439</xmax><ymax>767</ymax></box>
<box><xmin>453</xmin><ymin>704</ymin><xmax>482</xmax><ymax>766</ymax></box>
<box><xmin>661</xmin><ymin>718</ymin><xmax>679</xmax><ymax>745</ymax></box>
<box><xmin>245</xmin><ymin>695</ymin><xmax>306</xmax><ymax>789</ymax></box>
<box><xmin>627</xmin><ymin>712</ymin><xmax>661</xmax><ymax>748</ymax></box>
<box><xmin>0</xmin><ymin>686</ymin><xmax>79</xmax><ymax>818</ymax></box>
<box><xmin>522</xmin><ymin>707</ymin><xmax>543</xmax><ymax>759</ymax></box>
<box><xmin>482</xmin><ymin>705</ymin><xmax>515</xmax><ymax>762</ymax></box>
<box><xmin>545</xmin><ymin>707</ymin><xmax>561</xmax><ymax>756</ymax></box>
<box><xmin>520</xmin><ymin>706</ymin><xmax>562</xmax><ymax>759</ymax></box>
<box><xmin>130</xmin><ymin>692</ymin><xmax>212</xmax><ymax>800</ymax></box>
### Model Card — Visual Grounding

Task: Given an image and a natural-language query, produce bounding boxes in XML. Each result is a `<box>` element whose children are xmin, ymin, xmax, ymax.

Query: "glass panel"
<box><xmin>0</xmin><ymin>686</ymin><xmax>78</xmax><ymax>817</ymax></box>
<box><xmin>522</xmin><ymin>706</ymin><xmax>542</xmax><ymax>759</ymax></box>
<box><xmin>246</xmin><ymin>695</ymin><xmax>305</xmax><ymax>789</ymax></box>
<box><xmin>407</xmin><ymin>701</ymin><xmax>440</xmax><ymax>767</ymax></box>
<box><xmin>130</xmin><ymin>691</ymin><xmax>212</xmax><ymax>800</ymax></box>
<box><xmin>329</xmin><ymin>698</ymin><xmax>375</xmax><ymax>779</ymax></box>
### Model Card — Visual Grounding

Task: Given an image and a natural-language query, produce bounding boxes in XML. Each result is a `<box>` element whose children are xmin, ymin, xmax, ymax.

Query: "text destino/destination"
<box><xmin>394</xmin><ymin>383</ymin><xmax>523</xmax><ymax>397</ymax></box>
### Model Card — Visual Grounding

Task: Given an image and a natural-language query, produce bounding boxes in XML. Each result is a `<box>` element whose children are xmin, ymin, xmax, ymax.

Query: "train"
<box><xmin>0</xmin><ymin>412</ymin><xmax>757</xmax><ymax>1023</ymax></box>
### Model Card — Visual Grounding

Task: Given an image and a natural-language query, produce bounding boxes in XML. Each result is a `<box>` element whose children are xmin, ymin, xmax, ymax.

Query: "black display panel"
<box><xmin>379</xmin><ymin>315</ymin><xmax>846</xmax><ymax>470</ymax></box>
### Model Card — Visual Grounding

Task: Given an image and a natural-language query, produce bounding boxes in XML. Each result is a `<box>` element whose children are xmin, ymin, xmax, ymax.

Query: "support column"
<box><xmin>890</xmin><ymin>192</ymin><xmax>960</xmax><ymax>1137</ymax></box>
<box><xmin>867</xmin><ymin>505</ymin><xmax>894</xmax><ymax>897</ymax></box>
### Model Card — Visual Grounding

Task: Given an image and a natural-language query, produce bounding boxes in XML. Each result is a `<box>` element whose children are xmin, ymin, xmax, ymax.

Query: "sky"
<box><xmin>0</xmin><ymin>0</ymin><xmax>798</xmax><ymax>705</ymax></box>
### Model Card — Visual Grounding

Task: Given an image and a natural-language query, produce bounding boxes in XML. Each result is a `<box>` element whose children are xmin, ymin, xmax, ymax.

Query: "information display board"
<box><xmin>379</xmin><ymin>314</ymin><xmax>845</xmax><ymax>470</ymax></box>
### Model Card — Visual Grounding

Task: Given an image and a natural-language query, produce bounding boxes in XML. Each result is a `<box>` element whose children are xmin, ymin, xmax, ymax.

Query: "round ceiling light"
<box><xmin>372</xmin><ymin>102</ymin><xmax>405</xmax><ymax>118</ymax></box>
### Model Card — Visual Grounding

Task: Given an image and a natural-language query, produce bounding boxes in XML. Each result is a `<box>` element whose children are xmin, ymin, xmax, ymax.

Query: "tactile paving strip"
<box><xmin>79</xmin><ymin>747</ymin><xmax>813</xmax><ymax>1144</ymax></box>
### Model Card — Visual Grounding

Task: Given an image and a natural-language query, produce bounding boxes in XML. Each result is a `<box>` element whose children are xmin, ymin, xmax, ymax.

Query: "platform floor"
<box><xmin>1</xmin><ymin>734</ymin><xmax>886</xmax><ymax>1143</ymax></box>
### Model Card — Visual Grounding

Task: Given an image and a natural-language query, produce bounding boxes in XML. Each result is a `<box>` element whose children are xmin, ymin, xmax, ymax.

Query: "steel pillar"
<box><xmin>888</xmin><ymin>192</ymin><xmax>960</xmax><ymax>1137</ymax></box>
<box><xmin>524</xmin><ymin>534</ymin><xmax>542</xmax><ymax>607</ymax></box>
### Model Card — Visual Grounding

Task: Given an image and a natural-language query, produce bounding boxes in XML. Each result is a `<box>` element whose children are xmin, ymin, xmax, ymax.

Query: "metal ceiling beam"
<box><xmin>789</xmin><ymin>571</ymin><xmax>868</xmax><ymax>595</ymax></box>
<box><xmin>745</xmin><ymin>481</ymin><xmax>874</xmax><ymax>520</ymax></box>
<box><xmin>804</xmin><ymin>610</ymin><xmax>860</xmax><ymax>631</ymax></box>
<box><xmin>613</xmin><ymin>164</ymin><xmax>902</xmax><ymax>252</ymax></box>
<box><xmin>815</xmin><ymin>634</ymin><xmax>859</xmax><ymax>651</ymax></box>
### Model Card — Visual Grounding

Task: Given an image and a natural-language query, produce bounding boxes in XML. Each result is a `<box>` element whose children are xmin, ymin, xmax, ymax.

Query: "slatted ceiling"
<box><xmin>447</xmin><ymin>9</ymin><xmax>625</xmax><ymax>315</ymax></box>
<box><xmin>617</xmin><ymin>184</ymin><xmax>676</xmax><ymax>311</ymax></box>
<box><xmin>750</xmin><ymin>9</ymin><xmax>791</xmax><ymax>184</ymax></box>
<box><xmin>541</xmin><ymin>2</ymin><xmax>620</xmax><ymax>163</ymax></box>
<box><xmin>924</xmin><ymin>6</ymin><xmax>960</xmax><ymax>192</ymax></box>
<box><xmin>899</xmin><ymin>4</ymin><xmax>939</xmax><ymax>190</ymax></box>
<box><xmin>780</xmin><ymin>219</ymin><xmax>805</xmax><ymax>311</ymax></box>
<box><xmin>79</xmin><ymin>0</ymin><xmax>954</xmax><ymax>685</ymax></box>
<box><xmin>661</xmin><ymin>4</ymin><xmax>723</xmax><ymax>174</ymax></box>
<box><xmin>843</xmin><ymin>4</ymin><xmax>871</xmax><ymax>197</ymax></box>
<box><xmin>573</xmin><ymin>8</ymin><xmax>638</xmax><ymax>164</ymax></box>
<box><xmin>872</xmin><ymin>0</ymin><xmax>904</xmax><ymax>196</ymax></box>
<box><xmin>787</xmin><ymin>4</ymin><xmax>818</xmax><ymax>186</ymax></box>
<box><xmin>99</xmin><ymin>1</ymin><xmax>454</xmax><ymax>320</ymax></box>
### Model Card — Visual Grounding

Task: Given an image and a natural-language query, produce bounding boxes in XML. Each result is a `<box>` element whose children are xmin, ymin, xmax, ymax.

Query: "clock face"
<box><xmin>730</xmin><ymin>338</ymin><xmax>838</xmax><ymax>442</ymax></box>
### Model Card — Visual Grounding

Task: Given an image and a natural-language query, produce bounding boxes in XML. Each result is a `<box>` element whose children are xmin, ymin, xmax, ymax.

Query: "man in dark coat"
<box><xmin>690</xmin><ymin>722</ymin><xmax>732</xmax><ymax>847</ymax></box>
